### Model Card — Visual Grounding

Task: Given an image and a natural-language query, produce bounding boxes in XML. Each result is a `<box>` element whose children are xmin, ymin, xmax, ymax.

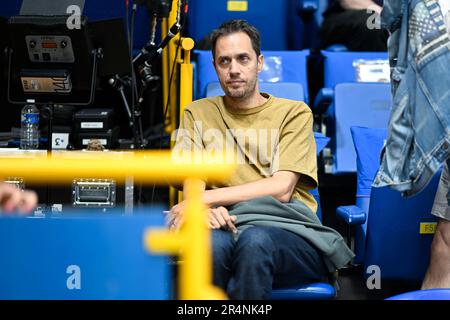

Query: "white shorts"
<box><xmin>431</xmin><ymin>162</ymin><xmax>450</xmax><ymax>221</ymax></box>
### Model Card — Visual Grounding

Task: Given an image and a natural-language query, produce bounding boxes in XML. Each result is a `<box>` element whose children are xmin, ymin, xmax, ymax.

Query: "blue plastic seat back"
<box><xmin>350</xmin><ymin>126</ymin><xmax>387</xmax><ymax>264</ymax></box>
<box><xmin>195</xmin><ymin>50</ymin><xmax>310</xmax><ymax>102</ymax></box>
<box><xmin>312</xmin><ymin>132</ymin><xmax>330</xmax><ymax>222</ymax></box>
<box><xmin>333</xmin><ymin>83</ymin><xmax>391</xmax><ymax>174</ymax></box>
<box><xmin>84</xmin><ymin>0</ymin><xmax>150</xmax><ymax>51</ymax></box>
<box><xmin>387</xmin><ymin>289</ymin><xmax>450</xmax><ymax>300</ymax></box>
<box><xmin>271</xmin><ymin>282</ymin><xmax>336</xmax><ymax>300</ymax></box>
<box><xmin>187</xmin><ymin>0</ymin><xmax>318</xmax><ymax>50</ymax></box>
<box><xmin>364</xmin><ymin>173</ymin><xmax>440</xmax><ymax>282</ymax></box>
<box><xmin>322</xmin><ymin>51</ymin><xmax>389</xmax><ymax>88</ymax></box>
<box><xmin>351</xmin><ymin>126</ymin><xmax>388</xmax><ymax>198</ymax></box>
<box><xmin>318</xmin><ymin>51</ymin><xmax>390</xmax><ymax>174</ymax></box>
<box><xmin>0</xmin><ymin>210</ymin><xmax>171</xmax><ymax>299</ymax></box>
<box><xmin>206</xmin><ymin>82</ymin><xmax>305</xmax><ymax>102</ymax></box>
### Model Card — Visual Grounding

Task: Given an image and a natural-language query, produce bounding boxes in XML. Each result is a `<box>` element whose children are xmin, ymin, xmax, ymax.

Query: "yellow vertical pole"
<box><xmin>165</xmin><ymin>0</ymin><xmax>183</xmax><ymax>207</ymax></box>
<box><xmin>181</xmin><ymin>178</ymin><xmax>208</xmax><ymax>299</ymax></box>
<box><xmin>166</xmin><ymin>0</ymin><xmax>181</xmax><ymax>134</ymax></box>
<box><xmin>177</xmin><ymin>179</ymin><xmax>228</xmax><ymax>299</ymax></box>
<box><xmin>177</xmin><ymin>37</ymin><xmax>195</xmax><ymax>204</ymax></box>
<box><xmin>161</xmin><ymin>19</ymin><xmax>169</xmax><ymax>124</ymax></box>
<box><xmin>178</xmin><ymin>37</ymin><xmax>194</xmax><ymax>117</ymax></box>
<box><xmin>170</xmin><ymin>36</ymin><xmax>195</xmax><ymax>206</ymax></box>
<box><xmin>144</xmin><ymin>176</ymin><xmax>229</xmax><ymax>299</ymax></box>
<box><xmin>145</xmin><ymin>178</ymin><xmax>228</xmax><ymax>299</ymax></box>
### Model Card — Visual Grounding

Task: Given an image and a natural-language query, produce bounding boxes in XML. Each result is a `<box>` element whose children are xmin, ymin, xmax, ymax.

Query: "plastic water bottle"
<box><xmin>20</xmin><ymin>99</ymin><xmax>40</xmax><ymax>150</ymax></box>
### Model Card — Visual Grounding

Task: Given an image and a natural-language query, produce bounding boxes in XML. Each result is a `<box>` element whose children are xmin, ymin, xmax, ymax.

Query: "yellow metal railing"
<box><xmin>177</xmin><ymin>37</ymin><xmax>195</xmax><ymax>118</ymax></box>
<box><xmin>163</xmin><ymin>0</ymin><xmax>191</xmax><ymax>134</ymax></box>
<box><xmin>0</xmin><ymin>151</ymin><xmax>233</xmax><ymax>300</ymax></box>
<box><xmin>146</xmin><ymin>178</ymin><xmax>227</xmax><ymax>299</ymax></box>
<box><xmin>169</xmin><ymin>36</ymin><xmax>196</xmax><ymax>207</ymax></box>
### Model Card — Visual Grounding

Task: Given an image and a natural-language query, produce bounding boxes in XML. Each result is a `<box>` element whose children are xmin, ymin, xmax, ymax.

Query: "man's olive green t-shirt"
<box><xmin>173</xmin><ymin>93</ymin><xmax>318</xmax><ymax>213</ymax></box>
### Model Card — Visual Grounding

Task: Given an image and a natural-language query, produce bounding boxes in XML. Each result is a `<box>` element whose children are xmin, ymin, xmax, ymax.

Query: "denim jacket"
<box><xmin>373</xmin><ymin>0</ymin><xmax>450</xmax><ymax>197</ymax></box>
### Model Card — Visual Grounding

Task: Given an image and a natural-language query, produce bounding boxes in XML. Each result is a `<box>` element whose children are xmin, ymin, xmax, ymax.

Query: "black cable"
<box><xmin>150</xmin><ymin>1</ymin><xmax>187</xmax><ymax>205</ymax></box>
<box><xmin>149</xmin><ymin>36</ymin><xmax>180</xmax><ymax>205</ymax></box>
<box><xmin>130</xmin><ymin>4</ymin><xmax>140</xmax><ymax>106</ymax></box>
<box><xmin>130</xmin><ymin>4</ymin><xmax>135</xmax><ymax>60</ymax></box>
<box><xmin>130</xmin><ymin>2</ymin><xmax>140</xmax><ymax>147</ymax></box>
<box><xmin>126</xmin><ymin>0</ymin><xmax>131</xmax><ymax>54</ymax></box>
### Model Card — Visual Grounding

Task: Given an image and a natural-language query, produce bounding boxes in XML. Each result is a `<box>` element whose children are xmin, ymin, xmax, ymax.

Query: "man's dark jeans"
<box><xmin>212</xmin><ymin>226</ymin><xmax>328</xmax><ymax>299</ymax></box>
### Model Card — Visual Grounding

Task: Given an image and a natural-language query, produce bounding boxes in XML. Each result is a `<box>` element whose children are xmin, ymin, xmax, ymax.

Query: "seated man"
<box><xmin>169</xmin><ymin>20</ymin><xmax>353</xmax><ymax>299</ymax></box>
<box><xmin>320</xmin><ymin>0</ymin><xmax>388</xmax><ymax>51</ymax></box>
<box><xmin>0</xmin><ymin>182</ymin><xmax>37</xmax><ymax>214</ymax></box>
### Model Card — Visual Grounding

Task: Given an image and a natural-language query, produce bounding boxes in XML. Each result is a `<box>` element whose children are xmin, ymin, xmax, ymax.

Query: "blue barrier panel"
<box><xmin>0</xmin><ymin>209</ymin><xmax>171</xmax><ymax>299</ymax></box>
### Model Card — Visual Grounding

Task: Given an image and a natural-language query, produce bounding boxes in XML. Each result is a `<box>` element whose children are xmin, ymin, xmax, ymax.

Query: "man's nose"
<box><xmin>229</xmin><ymin>59</ymin><xmax>240</xmax><ymax>74</ymax></box>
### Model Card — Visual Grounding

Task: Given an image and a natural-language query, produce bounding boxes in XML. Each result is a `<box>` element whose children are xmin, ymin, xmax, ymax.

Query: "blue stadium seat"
<box><xmin>387</xmin><ymin>289</ymin><xmax>450</xmax><ymax>300</ymax></box>
<box><xmin>187</xmin><ymin>0</ymin><xmax>319</xmax><ymax>50</ymax></box>
<box><xmin>271</xmin><ymin>282</ymin><xmax>336</xmax><ymax>300</ymax></box>
<box><xmin>336</xmin><ymin>126</ymin><xmax>386</xmax><ymax>264</ymax></box>
<box><xmin>314</xmin><ymin>50</ymin><xmax>390</xmax><ymax>174</ymax></box>
<box><xmin>196</xmin><ymin>50</ymin><xmax>310</xmax><ymax>103</ymax></box>
<box><xmin>337</xmin><ymin>126</ymin><xmax>440</xmax><ymax>283</ymax></box>
<box><xmin>331</xmin><ymin>83</ymin><xmax>391</xmax><ymax>174</ymax></box>
<box><xmin>364</xmin><ymin>178</ymin><xmax>439</xmax><ymax>282</ymax></box>
<box><xmin>312</xmin><ymin>131</ymin><xmax>330</xmax><ymax>223</ymax></box>
<box><xmin>84</xmin><ymin>0</ymin><xmax>151</xmax><ymax>51</ymax></box>
<box><xmin>271</xmin><ymin>132</ymin><xmax>336</xmax><ymax>300</ymax></box>
<box><xmin>0</xmin><ymin>210</ymin><xmax>171</xmax><ymax>299</ymax></box>
<box><xmin>321</xmin><ymin>51</ymin><xmax>389</xmax><ymax>89</ymax></box>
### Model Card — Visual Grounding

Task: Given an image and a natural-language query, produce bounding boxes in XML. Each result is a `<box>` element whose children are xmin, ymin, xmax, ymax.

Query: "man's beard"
<box><xmin>223</xmin><ymin>77</ymin><xmax>257</xmax><ymax>99</ymax></box>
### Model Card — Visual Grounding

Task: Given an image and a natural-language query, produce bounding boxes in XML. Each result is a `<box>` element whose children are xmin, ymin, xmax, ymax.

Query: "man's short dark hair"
<box><xmin>210</xmin><ymin>19</ymin><xmax>261</xmax><ymax>60</ymax></box>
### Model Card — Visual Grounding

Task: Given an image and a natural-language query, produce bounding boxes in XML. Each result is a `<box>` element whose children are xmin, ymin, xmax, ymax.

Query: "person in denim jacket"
<box><xmin>378</xmin><ymin>0</ymin><xmax>450</xmax><ymax>289</ymax></box>
<box><xmin>374</xmin><ymin>0</ymin><xmax>450</xmax><ymax>196</ymax></box>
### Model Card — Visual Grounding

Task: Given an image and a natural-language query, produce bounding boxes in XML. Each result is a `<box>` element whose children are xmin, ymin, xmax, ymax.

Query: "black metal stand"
<box><xmin>41</xmin><ymin>103</ymin><xmax>54</xmax><ymax>153</ymax></box>
<box><xmin>109</xmin><ymin>75</ymin><xmax>133</xmax><ymax>127</ymax></box>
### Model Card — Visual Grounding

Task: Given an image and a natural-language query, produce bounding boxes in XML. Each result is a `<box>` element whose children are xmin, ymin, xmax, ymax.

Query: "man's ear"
<box><xmin>257</xmin><ymin>54</ymin><xmax>264</xmax><ymax>73</ymax></box>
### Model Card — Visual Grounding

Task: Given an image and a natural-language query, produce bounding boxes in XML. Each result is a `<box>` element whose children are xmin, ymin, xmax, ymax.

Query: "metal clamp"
<box><xmin>72</xmin><ymin>179</ymin><xmax>116</xmax><ymax>207</ymax></box>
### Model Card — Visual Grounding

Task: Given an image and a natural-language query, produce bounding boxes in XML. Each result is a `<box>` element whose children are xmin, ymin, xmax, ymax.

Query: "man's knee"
<box><xmin>236</xmin><ymin>227</ymin><xmax>275</xmax><ymax>254</ymax></box>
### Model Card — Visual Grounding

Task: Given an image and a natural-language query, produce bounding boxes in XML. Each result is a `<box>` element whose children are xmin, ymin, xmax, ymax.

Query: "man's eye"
<box><xmin>239</xmin><ymin>56</ymin><xmax>249</xmax><ymax>63</ymax></box>
<box><xmin>219</xmin><ymin>58</ymin><xmax>230</xmax><ymax>65</ymax></box>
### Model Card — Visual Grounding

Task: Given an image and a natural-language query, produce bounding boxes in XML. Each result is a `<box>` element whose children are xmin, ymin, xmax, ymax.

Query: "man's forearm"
<box><xmin>203</xmin><ymin>175</ymin><xmax>296</xmax><ymax>207</ymax></box>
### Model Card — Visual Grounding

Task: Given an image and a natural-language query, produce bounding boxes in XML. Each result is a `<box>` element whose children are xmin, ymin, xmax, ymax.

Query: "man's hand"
<box><xmin>207</xmin><ymin>206</ymin><xmax>237</xmax><ymax>234</ymax></box>
<box><xmin>0</xmin><ymin>183</ymin><xmax>38</xmax><ymax>215</ymax></box>
<box><xmin>166</xmin><ymin>201</ymin><xmax>185</xmax><ymax>230</ymax></box>
<box><xmin>339</xmin><ymin>0</ymin><xmax>382</xmax><ymax>13</ymax></box>
<box><xmin>167</xmin><ymin>202</ymin><xmax>237</xmax><ymax>233</ymax></box>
